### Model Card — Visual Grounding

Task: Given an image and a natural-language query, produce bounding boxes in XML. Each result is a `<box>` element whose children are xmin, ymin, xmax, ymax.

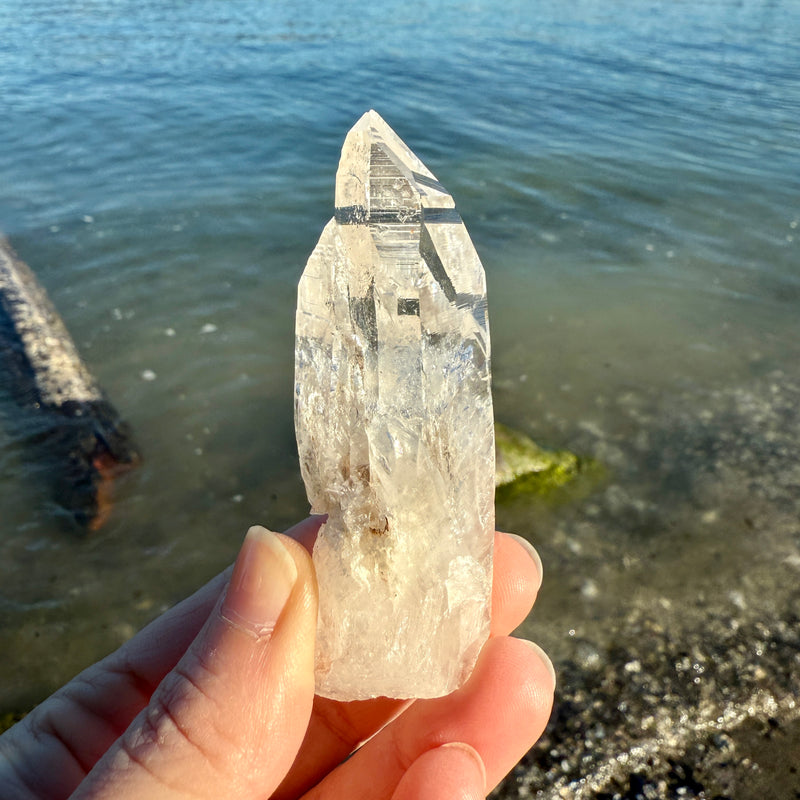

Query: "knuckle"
<box><xmin>120</xmin><ymin>657</ymin><xmax>234</xmax><ymax>780</ymax></box>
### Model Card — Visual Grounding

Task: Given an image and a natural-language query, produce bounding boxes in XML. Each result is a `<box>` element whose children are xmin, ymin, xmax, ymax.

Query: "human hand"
<box><xmin>0</xmin><ymin>517</ymin><xmax>555</xmax><ymax>800</ymax></box>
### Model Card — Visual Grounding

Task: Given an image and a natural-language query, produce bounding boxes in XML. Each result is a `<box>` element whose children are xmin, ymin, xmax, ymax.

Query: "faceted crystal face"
<box><xmin>295</xmin><ymin>110</ymin><xmax>494</xmax><ymax>700</ymax></box>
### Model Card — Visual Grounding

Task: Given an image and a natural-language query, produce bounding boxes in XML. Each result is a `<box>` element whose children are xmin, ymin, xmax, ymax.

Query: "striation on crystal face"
<box><xmin>294</xmin><ymin>110</ymin><xmax>494</xmax><ymax>700</ymax></box>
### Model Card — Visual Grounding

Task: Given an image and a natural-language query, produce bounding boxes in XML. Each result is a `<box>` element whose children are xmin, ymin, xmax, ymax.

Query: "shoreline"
<box><xmin>495</xmin><ymin>369</ymin><xmax>800</xmax><ymax>798</ymax></box>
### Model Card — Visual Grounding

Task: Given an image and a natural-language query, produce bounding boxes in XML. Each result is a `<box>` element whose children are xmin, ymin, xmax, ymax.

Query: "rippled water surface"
<box><xmin>1</xmin><ymin>0</ymin><xmax>799</xmax><ymax>731</ymax></box>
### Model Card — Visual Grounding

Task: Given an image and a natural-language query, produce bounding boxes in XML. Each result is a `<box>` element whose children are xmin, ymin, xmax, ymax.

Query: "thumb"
<box><xmin>72</xmin><ymin>526</ymin><xmax>318</xmax><ymax>800</ymax></box>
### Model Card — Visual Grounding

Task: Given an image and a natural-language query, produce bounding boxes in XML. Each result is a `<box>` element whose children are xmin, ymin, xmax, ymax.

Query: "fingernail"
<box><xmin>520</xmin><ymin>639</ymin><xmax>557</xmax><ymax>690</ymax></box>
<box><xmin>507</xmin><ymin>533</ymin><xmax>544</xmax><ymax>591</ymax></box>
<box><xmin>220</xmin><ymin>526</ymin><xmax>298</xmax><ymax>638</ymax></box>
<box><xmin>437</xmin><ymin>742</ymin><xmax>486</xmax><ymax>791</ymax></box>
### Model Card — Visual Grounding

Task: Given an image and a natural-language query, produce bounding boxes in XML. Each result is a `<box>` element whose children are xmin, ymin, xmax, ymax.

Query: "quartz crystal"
<box><xmin>294</xmin><ymin>110</ymin><xmax>494</xmax><ymax>700</ymax></box>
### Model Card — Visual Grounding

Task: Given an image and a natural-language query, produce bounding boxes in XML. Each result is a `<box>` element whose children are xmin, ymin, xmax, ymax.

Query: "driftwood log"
<box><xmin>0</xmin><ymin>236</ymin><xmax>138</xmax><ymax>530</ymax></box>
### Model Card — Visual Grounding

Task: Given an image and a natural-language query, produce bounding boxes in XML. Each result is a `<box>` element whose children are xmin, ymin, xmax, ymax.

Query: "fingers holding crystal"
<box><xmin>301</xmin><ymin>635</ymin><xmax>555</xmax><ymax>799</ymax></box>
<box><xmin>270</xmin><ymin>695</ymin><xmax>410</xmax><ymax>800</ymax></box>
<box><xmin>272</xmin><ymin>522</ymin><xmax>543</xmax><ymax>800</ymax></box>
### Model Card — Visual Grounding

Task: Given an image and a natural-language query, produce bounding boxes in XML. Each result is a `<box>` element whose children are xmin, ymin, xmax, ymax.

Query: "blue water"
<box><xmin>1</xmin><ymin>0</ymin><xmax>799</xmax><ymax>723</ymax></box>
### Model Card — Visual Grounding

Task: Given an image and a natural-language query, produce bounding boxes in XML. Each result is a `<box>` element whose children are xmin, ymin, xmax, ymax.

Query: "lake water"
<box><xmin>1</xmin><ymin>0</ymin><xmax>799</xmax><ymax>785</ymax></box>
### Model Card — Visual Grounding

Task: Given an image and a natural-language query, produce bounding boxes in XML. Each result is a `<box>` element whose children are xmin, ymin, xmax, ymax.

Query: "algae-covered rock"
<box><xmin>0</xmin><ymin>710</ymin><xmax>26</xmax><ymax>734</ymax></box>
<box><xmin>495</xmin><ymin>422</ymin><xmax>600</xmax><ymax>501</ymax></box>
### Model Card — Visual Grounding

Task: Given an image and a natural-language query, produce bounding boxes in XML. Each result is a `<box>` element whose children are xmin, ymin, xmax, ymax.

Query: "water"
<box><xmin>1</xmin><ymin>0</ymin><xmax>799</xmax><ymax>764</ymax></box>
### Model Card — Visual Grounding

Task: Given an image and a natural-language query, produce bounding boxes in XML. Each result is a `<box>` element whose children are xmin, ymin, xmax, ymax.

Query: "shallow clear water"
<box><xmin>1</xmin><ymin>0</ymin><xmax>799</xmax><ymax>713</ymax></box>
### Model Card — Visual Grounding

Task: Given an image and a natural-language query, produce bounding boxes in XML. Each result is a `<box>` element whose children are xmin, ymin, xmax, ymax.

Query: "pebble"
<box><xmin>580</xmin><ymin>579</ymin><xmax>599</xmax><ymax>601</ymax></box>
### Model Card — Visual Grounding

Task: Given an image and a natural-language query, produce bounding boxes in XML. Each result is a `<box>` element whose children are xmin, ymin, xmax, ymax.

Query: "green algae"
<box><xmin>495</xmin><ymin>422</ymin><xmax>603</xmax><ymax>503</ymax></box>
<box><xmin>0</xmin><ymin>710</ymin><xmax>26</xmax><ymax>735</ymax></box>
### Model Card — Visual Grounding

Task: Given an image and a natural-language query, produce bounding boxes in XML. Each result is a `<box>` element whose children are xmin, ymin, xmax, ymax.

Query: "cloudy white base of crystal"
<box><xmin>295</xmin><ymin>111</ymin><xmax>494</xmax><ymax>700</ymax></box>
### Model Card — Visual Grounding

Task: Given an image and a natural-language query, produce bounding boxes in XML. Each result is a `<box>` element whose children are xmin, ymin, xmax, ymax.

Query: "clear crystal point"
<box><xmin>295</xmin><ymin>110</ymin><xmax>494</xmax><ymax>700</ymax></box>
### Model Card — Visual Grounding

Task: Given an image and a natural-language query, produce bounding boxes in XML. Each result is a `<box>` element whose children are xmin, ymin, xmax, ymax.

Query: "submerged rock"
<box><xmin>0</xmin><ymin>236</ymin><xmax>139</xmax><ymax>530</ymax></box>
<box><xmin>495</xmin><ymin>422</ymin><xmax>600</xmax><ymax>501</ymax></box>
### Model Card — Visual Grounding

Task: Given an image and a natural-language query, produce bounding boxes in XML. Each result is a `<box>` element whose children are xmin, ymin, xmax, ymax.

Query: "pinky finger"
<box><xmin>391</xmin><ymin>742</ymin><xmax>486</xmax><ymax>800</ymax></box>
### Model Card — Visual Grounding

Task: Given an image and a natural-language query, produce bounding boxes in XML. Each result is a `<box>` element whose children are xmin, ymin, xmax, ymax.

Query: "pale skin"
<box><xmin>0</xmin><ymin>516</ymin><xmax>555</xmax><ymax>800</ymax></box>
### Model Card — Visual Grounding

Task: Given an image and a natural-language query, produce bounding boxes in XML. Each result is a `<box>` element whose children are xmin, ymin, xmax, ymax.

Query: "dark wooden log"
<box><xmin>0</xmin><ymin>237</ymin><xmax>139</xmax><ymax>530</ymax></box>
